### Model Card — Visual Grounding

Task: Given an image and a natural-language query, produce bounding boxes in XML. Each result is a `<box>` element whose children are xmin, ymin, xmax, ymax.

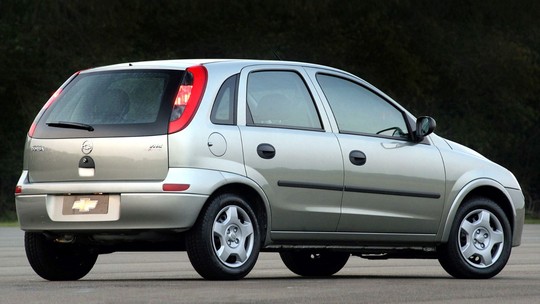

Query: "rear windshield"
<box><xmin>33</xmin><ymin>69</ymin><xmax>184</xmax><ymax>138</ymax></box>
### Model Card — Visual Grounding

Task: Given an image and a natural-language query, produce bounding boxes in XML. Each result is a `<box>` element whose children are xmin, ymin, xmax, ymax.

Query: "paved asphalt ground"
<box><xmin>1</xmin><ymin>225</ymin><xmax>539</xmax><ymax>304</ymax></box>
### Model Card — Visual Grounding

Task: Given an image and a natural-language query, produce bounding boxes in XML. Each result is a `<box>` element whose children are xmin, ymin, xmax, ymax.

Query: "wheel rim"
<box><xmin>458</xmin><ymin>208</ymin><xmax>505</xmax><ymax>268</ymax></box>
<box><xmin>212</xmin><ymin>205</ymin><xmax>255</xmax><ymax>268</ymax></box>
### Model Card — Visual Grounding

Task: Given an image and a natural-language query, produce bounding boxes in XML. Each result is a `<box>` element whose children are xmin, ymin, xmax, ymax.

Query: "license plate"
<box><xmin>62</xmin><ymin>195</ymin><xmax>110</xmax><ymax>215</ymax></box>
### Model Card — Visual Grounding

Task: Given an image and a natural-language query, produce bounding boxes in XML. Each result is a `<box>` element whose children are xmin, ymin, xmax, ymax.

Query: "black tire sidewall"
<box><xmin>279</xmin><ymin>251</ymin><xmax>350</xmax><ymax>277</ymax></box>
<box><xmin>25</xmin><ymin>232</ymin><xmax>97</xmax><ymax>281</ymax></box>
<box><xmin>439</xmin><ymin>197</ymin><xmax>512</xmax><ymax>279</ymax></box>
<box><xmin>186</xmin><ymin>193</ymin><xmax>261</xmax><ymax>280</ymax></box>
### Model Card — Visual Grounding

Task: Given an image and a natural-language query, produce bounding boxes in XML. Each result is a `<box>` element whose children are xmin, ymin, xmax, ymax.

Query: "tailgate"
<box><xmin>25</xmin><ymin>69</ymin><xmax>185</xmax><ymax>183</ymax></box>
<box><xmin>27</xmin><ymin>136</ymin><xmax>168</xmax><ymax>182</ymax></box>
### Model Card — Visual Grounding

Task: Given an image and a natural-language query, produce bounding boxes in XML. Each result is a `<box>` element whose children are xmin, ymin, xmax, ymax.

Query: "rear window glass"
<box><xmin>34</xmin><ymin>70</ymin><xmax>183</xmax><ymax>138</ymax></box>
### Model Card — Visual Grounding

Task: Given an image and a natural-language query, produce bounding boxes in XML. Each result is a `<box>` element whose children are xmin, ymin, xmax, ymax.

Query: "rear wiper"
<box><xmin>47</xmin><ymin>121</ymin><xmax>95</xmax><ymax>131</ymax></box>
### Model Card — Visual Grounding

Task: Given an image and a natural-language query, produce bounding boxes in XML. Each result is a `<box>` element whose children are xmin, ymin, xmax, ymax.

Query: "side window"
<box><xmin>316</xmin><ymin>74</ymin><xmax>409</xmax><ymax>139</ymax></box>
<box><xmin>211</xmin><ymin>74</ymin><xmax>238</xmax><ymax>125</ymax></box>
<box><xmin>247</xmin><ymin>71</ymin><xmax>322</xmax><ymax>130</ymax></box>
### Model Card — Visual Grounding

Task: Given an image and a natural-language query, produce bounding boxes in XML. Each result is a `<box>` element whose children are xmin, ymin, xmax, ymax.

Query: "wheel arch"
<box><xmin>440</xmin><ymin>179</ymin><xmax>516</xmax><ymax>243</ymax></box>
<box><xmin>204</xmin><ymin>180</ymin><xmax>271</xmax><ymax>246</ymax></box>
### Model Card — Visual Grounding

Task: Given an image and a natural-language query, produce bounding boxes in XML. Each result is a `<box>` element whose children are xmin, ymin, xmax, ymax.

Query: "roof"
<box><xmin>82</xmin><ymin>59</ymin><xmax>339</xmax><ymax>73</ymax></box>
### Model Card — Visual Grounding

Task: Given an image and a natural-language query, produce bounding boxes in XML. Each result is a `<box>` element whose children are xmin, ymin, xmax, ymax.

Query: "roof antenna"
<box><xmin>272</xmin><ymin>50</ymin><xmax>283</xmax><ymax>60</ymax></box>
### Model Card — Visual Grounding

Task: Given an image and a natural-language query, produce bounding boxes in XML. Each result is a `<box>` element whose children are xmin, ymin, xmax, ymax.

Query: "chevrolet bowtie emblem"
<box><xmin>72</xmin><ymin>198</ymin><xmax>98</xmax><ymax>212</ymax></box>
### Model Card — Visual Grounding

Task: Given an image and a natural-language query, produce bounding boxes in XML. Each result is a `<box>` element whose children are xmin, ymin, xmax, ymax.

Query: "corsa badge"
<box><xmin>72</xmin><ymin>197</ymin><xmax>98</xmax><ymax>213</ymax></box>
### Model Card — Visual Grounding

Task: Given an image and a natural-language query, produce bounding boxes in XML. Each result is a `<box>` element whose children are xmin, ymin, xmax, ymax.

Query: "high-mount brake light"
<box><xmin>28</xmin><ymin>71</ymin><xmax>81</xmax><ymax>137</ymax></box>
<box><xmin>168</xmin><ymin>66</ymin><xmax>207</xmax><ymax>134</ymax></box>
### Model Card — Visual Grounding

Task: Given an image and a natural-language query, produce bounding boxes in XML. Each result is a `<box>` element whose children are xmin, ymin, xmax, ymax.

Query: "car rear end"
<box><xmin>15</xmin><ymin>61</ymin><xmax>211</xmax><ymax>232</ymax></box>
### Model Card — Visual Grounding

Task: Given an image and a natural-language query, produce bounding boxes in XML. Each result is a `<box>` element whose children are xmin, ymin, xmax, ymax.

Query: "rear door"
<box><xmin>28</xmin><ymin>69</ymin><xmax>183</xmax><ymax>182</ymax></box>
<box><xmin>238</xmin><ymin>66</ymin><xmax>344</xmax><ymax>232</ymax></box>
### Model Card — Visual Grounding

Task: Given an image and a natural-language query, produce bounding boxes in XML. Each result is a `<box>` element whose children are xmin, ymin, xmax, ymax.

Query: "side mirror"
<box><xmin>415</xmin><ymin>116</ymin><xmax>436</xmax><ymax>142</ymax></box>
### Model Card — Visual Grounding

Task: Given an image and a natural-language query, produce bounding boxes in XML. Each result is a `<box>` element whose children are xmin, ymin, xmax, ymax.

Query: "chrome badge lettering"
<box><xmin>81</xmin><ymin>140</ymin><xmax>93</xmax><ymax>155</ymax></box>
<box><xmin>31</xmin><ymin>145</ymin><xmax>45</xmax><ymax>152</ymax></box>
<box><xmin>72</xmin><ymin>197</ymin><xmax>98</xmax><ymax>213</ymax></box>
<box><xmin>148</xmin><ymin>144</ymin><xmax>163</xmax><ymax>151</ymax></box>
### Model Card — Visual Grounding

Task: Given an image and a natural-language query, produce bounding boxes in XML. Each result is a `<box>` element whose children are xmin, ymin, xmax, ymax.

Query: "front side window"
<box><xmin>316</xmin><ymin>74</ymin><xmax>409</xmax><ymax>139</ymax></box>
<box><xmin>247</xmin><ymin>71</ymin><xmax>322</xmax><ymax>130</ymax></box>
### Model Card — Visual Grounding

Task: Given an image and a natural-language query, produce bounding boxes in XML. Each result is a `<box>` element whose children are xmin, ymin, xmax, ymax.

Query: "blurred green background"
<box><xmin>1</xmin><ymin>0</ymin><xmax>539</xmax><ymax>220</ymax></box>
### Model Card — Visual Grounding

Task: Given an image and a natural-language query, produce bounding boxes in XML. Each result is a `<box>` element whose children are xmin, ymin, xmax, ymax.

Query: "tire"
<box><xmin>186</xmin><ymin>193</ymin><xmax>261</xmax><ymax>280</ymax></box>
<box><xmin>438</xmin><ymin>197</ymin><xmax>512</xmax><ymax>279</ymax></box>
<box><xmin>280</xmin><ymin>251</ymin><xmax>350</xmax><ymax>277</ymax></box>
<box><xmin>25</xmin><ymin>232</ymin><xmax>98</xmax><ymax>281</ymax></box>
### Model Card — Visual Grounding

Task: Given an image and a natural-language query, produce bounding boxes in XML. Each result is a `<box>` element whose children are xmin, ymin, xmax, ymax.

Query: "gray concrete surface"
<box><xmin>1</xmin><ymin>225</ymin><xmax>539</xmax><ymax>304</ymax></box>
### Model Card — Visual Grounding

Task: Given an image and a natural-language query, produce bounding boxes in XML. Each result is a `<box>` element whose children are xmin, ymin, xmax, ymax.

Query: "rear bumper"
<box><xmin>14</xmin><ymin>168</ymin><xmax>225</xmax><ymax>232</ymax></box>
<box><xmin>16</xmin><ymin>193</ymin><xmax>207</xmax><ymax>231</ymax></box>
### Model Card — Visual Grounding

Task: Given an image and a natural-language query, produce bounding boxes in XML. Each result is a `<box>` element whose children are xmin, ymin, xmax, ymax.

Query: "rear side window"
<box><xmin>211</xmin><ymin>74</ymin><xmax>238</xmax><ymax>125</ymax></box>
<box><xmin>34</xmin><ymin>70</ymin><xmax>183</xmax><ymax>138</ymax></box>
<box><xmin>246</xmin><ymin>71</ymin><xmax>322</xmax><ymax>130</ymax></box>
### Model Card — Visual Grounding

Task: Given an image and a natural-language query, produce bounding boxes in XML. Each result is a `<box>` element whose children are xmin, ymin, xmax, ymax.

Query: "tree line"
<box><xmin>1</xmin><ymin>0</ymin><xmax>539</xmax><ymax>218</ymax></box>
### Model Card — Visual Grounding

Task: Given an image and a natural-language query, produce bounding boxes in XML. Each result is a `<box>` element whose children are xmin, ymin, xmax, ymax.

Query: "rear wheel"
<box><xmin>280</xmin><ymin>251</ymin><xmax>350</xmax><ymax>277</ymax></box>
<box><xmin>186</xmin><ymin>193</ymin><xmax>261</xmax><ymax>280</ymax></box>
<box><xmin>25</xmin><ymin>232</ymin><xmax>98</xmax><ymax>281</ymax></box>
<box><xmin>438</xmin><ymin>197</ymin><xmax>512</xmax><ymax>279</ymax></box>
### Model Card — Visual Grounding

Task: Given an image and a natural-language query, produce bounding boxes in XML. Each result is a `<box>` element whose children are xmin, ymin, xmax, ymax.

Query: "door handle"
<box><xmin>257</xmin><ymin>143</ymin><xmax>276</xmax><ymax>159</ymax></box>
<box><xmin>349</xmin><ymin>150</ymin><xmax>367</xmax><ymax>166</ymax></box>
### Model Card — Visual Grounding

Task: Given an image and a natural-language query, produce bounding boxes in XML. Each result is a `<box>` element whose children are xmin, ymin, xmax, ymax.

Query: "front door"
<box><xmin>314</xmin><ymin>73</ymin><xmax>446</xmax><ymax>234</ymax></box>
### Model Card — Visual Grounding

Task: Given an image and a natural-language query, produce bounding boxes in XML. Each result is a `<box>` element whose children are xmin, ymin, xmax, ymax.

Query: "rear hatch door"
<box><xmin>28</xmin><ymin>69</ymin><xmax>184</xmax><ymax>182</ymax></box>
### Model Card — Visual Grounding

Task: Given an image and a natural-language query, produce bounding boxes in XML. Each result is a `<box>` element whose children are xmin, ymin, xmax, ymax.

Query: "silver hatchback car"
<box><xmin>15</xmin><ymin>59</ymin><xmax>524</xmax><ymax>280</ymax></box>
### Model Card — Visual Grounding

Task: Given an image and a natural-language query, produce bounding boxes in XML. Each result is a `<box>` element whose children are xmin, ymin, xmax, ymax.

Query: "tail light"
<box><xmin>28</xmin><ymin>71</ymin><xmax>81</xmax><ymax>137</ymax></box>
<box><xmin>28</xmin><ymin>88</ymin><xmax>62</xmax><ymax>137</ymax></box>
<box><xmin>168</xmin><ymin>65</ymin><xmax>208</xmax><ymax>134</ymax></box>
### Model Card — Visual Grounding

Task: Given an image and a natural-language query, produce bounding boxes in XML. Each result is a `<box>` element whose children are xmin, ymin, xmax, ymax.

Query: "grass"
<box><xmin>0</xmin><ymin>211</ymin><xmax>18</xmax><ymax>227</ymax></box>
<box><xmin>0</xmin><ymin>221</ymin><xmax>18</xmax><ymax>227</ymax></box>
<box><xmin>525</xmin><ymin>216</ymin><xmax>540</xmax><ymax>224</ymax></box>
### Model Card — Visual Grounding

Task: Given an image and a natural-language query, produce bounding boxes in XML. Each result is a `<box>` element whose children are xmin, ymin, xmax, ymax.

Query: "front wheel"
<box><xmin>438</xmin><ymin>197</ymin><xmax>512</xmax><ymax>279</ymax></box>
<box><xmin>25</xmin><ymin>232</ymin><xmax>98</xmax><ymax>281</ymax></box>
<box><xmin>186</xmin><ymin>193</ymin><xmax>261</xmax><ymax>280</ymax></box>
<box><xmin>280</xmin><ymin>251</ymin><xmax>350</xmax><ymax>277</ymax></box>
